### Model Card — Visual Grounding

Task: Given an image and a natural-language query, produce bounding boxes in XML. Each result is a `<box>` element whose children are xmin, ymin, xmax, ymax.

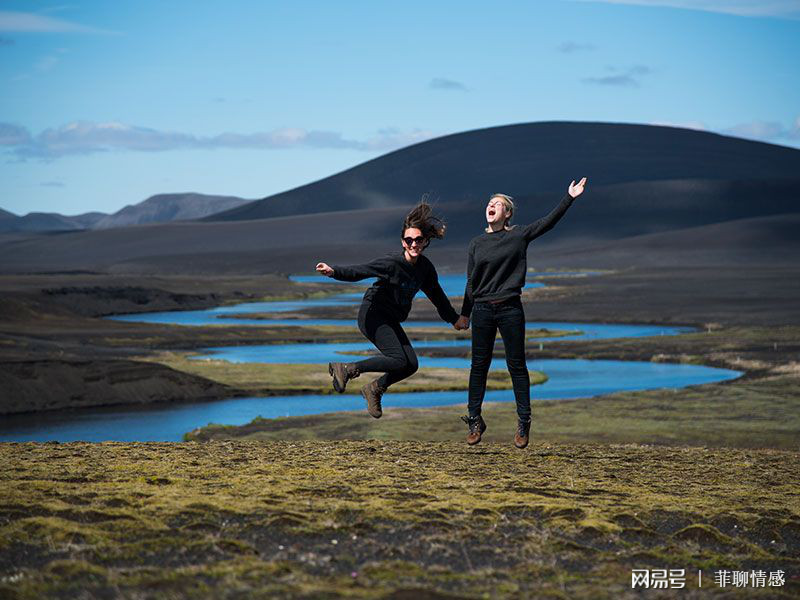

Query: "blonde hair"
<box><xmin>485</xmin><ymin>193</ymin><xmax>516</xmax><ymax>232</ymax></box>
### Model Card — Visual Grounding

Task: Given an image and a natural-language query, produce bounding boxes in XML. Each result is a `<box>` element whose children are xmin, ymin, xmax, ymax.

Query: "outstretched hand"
<box><xmin>568</xmin><ymin>176</ymin><xmax>588</xmax><ymax>198</ymax></box>
<box><xmin>454</xmin><ymin>315</ymin><xmax>470</xmax><ymax>331</ymax></box>
<box><xmin>316</xmin><ymin>262</ymin><xmax>334</xmax><ymax>277</ymax></box>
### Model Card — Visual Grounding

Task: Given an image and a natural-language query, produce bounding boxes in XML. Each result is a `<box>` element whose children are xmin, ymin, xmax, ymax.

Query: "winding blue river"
<box><xmin>0</xmin><ymin>357</ymin><xmax>738</xmax><ymax>443</ymax></box>
<box><xmin>108</xmin><ymin>274</ymin><xmax>545</xmax><ymax>327</ymax></box>
<box><xmin>0</xmin><ymin>273</ymin><xmax>741</xmax><ymax>442</ymax></box>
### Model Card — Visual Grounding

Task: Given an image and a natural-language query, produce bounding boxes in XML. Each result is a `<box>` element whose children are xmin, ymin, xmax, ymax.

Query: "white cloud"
<box><xmin>363</xmin><ymin>128</ymin><xmax>437</xmax><ymax>151</ymax></box>
<box><xmin>563</xmin><ymin>1</ymin><xmax>800</xmax><ymax>19</ymax></box>
<box><xmin>721</xmin><ymin>118</ymin><xmax>800</xmax><ymax>141</ymax></box>
<box><xmin>0</xmin><ymin>123</ymin><xmax>31</xmax><ymax>145</ymax></box>
<box><xmin>651</xmin><ymin>117</ymin><xmax>800</xmax><ymax>145</ymax></box>
<box><xmin>650</xmin><ymin>117</ymin><xmax>800</xmax><ymax>146</ymax></box>
<box><xmin>429</xmin><ymin>77</ymin><xmax>469</xmax><ymax>92</ymax></box>
<box><xmin>0</xmin><ymin>10</ymin><xmax>116</xmax><ymax>34</ymax></box>
<box><xmin>582</xmin><ymin>65</ymin><xmax>652</xmax><ymax>87</ymax></box>
<box><xmin>35</xmin><ymin>55</ymin><xmax>60</xmax><ymax>72</ymax></box>
<box><xmin>650</xmin><ymin>120</ymin><xmax>708</xmax><ymax>130</ymax></box>
<box><xmin>558</xmin><ymin>41</ymin><xmax>597</xmax><ymax>53</ymax></box>
<box><xmin>0</xmin><ymin>121</ymin><xmax>440</xmax><ymax>160</ymax></box>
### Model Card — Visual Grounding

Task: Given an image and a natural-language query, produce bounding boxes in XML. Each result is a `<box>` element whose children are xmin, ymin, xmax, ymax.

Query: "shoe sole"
<box><xmin>329</xmin><ymin>362</ymin><xmax>345</xmax><ymax>393</ymax></box>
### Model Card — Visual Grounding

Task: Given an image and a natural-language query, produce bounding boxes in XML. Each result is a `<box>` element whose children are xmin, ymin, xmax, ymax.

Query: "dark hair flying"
<box><xmin>401</xmin><ymin>201</ymin><xmax>446</xmax><ymax>241</ymax></box>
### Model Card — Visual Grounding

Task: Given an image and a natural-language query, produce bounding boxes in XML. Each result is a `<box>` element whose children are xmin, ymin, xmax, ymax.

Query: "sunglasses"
<box><xmin>402</xmin><ymin>236</ymin><xmax>427</xmax><ymax>246</ymax></box>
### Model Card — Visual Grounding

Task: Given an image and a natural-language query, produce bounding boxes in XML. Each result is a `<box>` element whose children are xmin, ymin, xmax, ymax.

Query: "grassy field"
<box><xmin>1</xmin><ymin>441</ymin><xmax>797</xmax><ymax>599</ymax></box>
<box><xmin>143</xmin><ymin>351</ymin><xmax>547</xmax><ymax>396</ymax></box>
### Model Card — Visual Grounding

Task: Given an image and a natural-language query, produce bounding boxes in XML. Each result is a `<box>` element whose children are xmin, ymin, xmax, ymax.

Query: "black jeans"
<box><xmin>352</xmin><ymin>302</ymin><xmax>418</xmax><ymax>389</ymax></box>
<box><xmin>468</xmin><ymin>296</ymin><xmax>531</xmax><ymax>420</ymax></box>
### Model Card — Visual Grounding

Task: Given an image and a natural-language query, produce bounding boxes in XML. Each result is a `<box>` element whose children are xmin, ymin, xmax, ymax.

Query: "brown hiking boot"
<box><xmin>461</xmin><ymin>415</ymin><xmax>486</xmax><ymax>445</ymax></box>
<box><xmin>328</xmin><ymin>362</ymin><xmax>360</xmax><ymax>393</ymax></box>
<box><xmin>514</xmin><ymin>418</ymin><xmax>531</xmax><ymax>449</ymax></box>
<box><xmin>361</xmin><ymin>379</ymin><xmax>387</xmax><ymax>418</ymax></box>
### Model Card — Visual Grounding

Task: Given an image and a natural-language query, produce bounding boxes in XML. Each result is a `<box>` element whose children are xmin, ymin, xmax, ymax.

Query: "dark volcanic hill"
<box><xmin>93</xmin><ymin>193</ymin><xmax>250</xmax><ymax>229</ymax></box>
<box><xmin>205</xmin><ymin>121</ymin><xmax>800</xmax><ymax>222</ymax></box>
<box><xmin>1</xmin><ymin>122</ymin><xmax>798</xmax><ymax>274</ymax></box>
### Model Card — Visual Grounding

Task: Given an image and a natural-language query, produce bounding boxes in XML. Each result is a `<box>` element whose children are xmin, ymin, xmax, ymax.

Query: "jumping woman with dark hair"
<box><xmin>456</xmin><ymin>177</ymin><xmax>587</xmax><ymax>448</ymax></box>
<box><xmin>316</xmin><ymin>202</ymin><xmax>465</xmax><ymax>418</ymax></box>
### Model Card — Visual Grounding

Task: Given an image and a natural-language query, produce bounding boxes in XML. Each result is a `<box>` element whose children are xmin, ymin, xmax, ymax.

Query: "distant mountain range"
<box><xmin>0</xmin><ymin>193</ymin><xmax>250</xmax><ymax>233</ymax></box>
<box><xmin>1</xmin><ymin>122</ymin><xmax>798</xmax><ymax>274</ymax></box>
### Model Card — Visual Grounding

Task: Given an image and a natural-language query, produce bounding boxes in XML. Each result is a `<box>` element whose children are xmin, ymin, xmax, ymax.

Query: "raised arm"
<box><xmin>523</xmin><ymin>177</ymin><xmax>587</xmax><ymax>243</ymax></box>
<box><xmin>421</xmin><ymin>268</ymin><xmax>459</xmax><ymax>325</ymax></box>
<box><xmin>316</xmin><ymin>255</ymin><xmax>394</xmax><ymax>282</ymax></box>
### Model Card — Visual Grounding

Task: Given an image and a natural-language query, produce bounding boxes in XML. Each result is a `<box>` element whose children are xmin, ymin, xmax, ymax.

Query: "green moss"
<box><xmin>1</xmin><ymin>441</ymin><xmax>797</xmax><ymax>599</ymax></box>
<box><xmin>45</xmin><ymin>559</ymin><xmax>108</xmax><ymax>582</ymax></box>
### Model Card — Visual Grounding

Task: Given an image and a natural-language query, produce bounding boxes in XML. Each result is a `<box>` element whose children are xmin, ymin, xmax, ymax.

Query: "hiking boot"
<box><xmin>328</xmin><ymin>362</ymin><xmax>360</xmax><ymax>393</ymax></box>
<box><xmin>461</xmin><ymin>414</ymin><xmax>486</xmax><ymax>445</ymax></box>
<box><xmin>514</xmin><ymin>418</ymin><xmax>532</xmax><ymax>449</ymax></box>
<box><xmin>361</xmin><ymin>379</ymin><xmax>387</xmax><ymax>418</ymax></box>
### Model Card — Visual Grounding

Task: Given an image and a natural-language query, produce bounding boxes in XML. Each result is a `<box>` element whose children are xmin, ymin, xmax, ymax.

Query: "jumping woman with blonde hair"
<box><xmin>316</xmin><ymin>202</ymin><xmax>464</xmax><ymax>418</ymax></box>
<box><xmin>456</xmin><ymin>178</ymin><xmax>587</xmax><ymax>448</ymax></box>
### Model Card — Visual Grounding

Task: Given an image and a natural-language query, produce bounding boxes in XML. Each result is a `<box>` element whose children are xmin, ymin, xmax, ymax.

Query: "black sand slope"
<box><xmin>205</xmin><ymin>121</ymin><xmax>800</xmax><ymax>221</ymax></box>
<box><xmin>531</xmin><ymin>212</ymin><xmax>800</xmax><ymax>267</ymax></box>
<box><xmin>1</xmin><ymin>203</ymin><xmax>797</xmax><ymax>275</ymax></box>
<box><xmin>1</xmin><ymin>122</ymin><xmax>798</xmax><ymax>275</ymax></box>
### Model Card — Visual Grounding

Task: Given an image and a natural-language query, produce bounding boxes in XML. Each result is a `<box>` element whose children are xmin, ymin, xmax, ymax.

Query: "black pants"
<box><xmin>468</xmin><ymin>296</ymin><xmax>531</xmax><ymax>420</ymax></box>
<box><xmin>352</xmin><ymin>302</ymin><xmax>418</xmax><ymax>389</ymax></box>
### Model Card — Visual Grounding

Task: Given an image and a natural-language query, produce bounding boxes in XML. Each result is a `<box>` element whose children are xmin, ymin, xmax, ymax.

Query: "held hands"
<box><xmin>568</xmin><ymin>176</ymin><xmax>588</xmax><ymax>198</ymax></box>
<box><xmin>315</xmin><ymin>262</ymin><xmax>334</xmax><ymax>277</ymax></box>
<box><xmin>454</xmin><ymin>315</ymin><xmax>470</xmax><ymax>331</ymax></box>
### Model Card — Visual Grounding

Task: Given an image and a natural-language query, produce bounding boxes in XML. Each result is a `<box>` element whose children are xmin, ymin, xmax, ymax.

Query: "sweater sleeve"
<box><xmin>421</xmin><ymin>265</ymin><xmax>459</xmax><ymax>325</ymax></box>
<box><xmin>522</xmin><ymin>193</ymin><xmax>575</xmax><ymax>243</ymax></box>
<box><xmin>330</xmin><ymin>255</ymin><xmax>393</xmax><ymax>282</ymax></box>
<box><xmin>460</xmin><ymin>244</ymin><xmax>475</xmax><ymax>317</ymax></box>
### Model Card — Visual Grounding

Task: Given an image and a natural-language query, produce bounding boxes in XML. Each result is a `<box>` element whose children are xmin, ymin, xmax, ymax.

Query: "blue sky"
<box><xmin>1</xmin><ymin>0</ymin><xmax>798</xmax><ymax>216</ymax></box>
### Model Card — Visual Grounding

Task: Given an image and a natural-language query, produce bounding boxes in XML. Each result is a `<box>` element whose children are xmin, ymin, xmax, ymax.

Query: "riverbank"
<box><xmin>1</xmin><ymin>267</ymin><xmax>798</xmax><ymax>416</ymax></box>
<box><xmin>140</xmin><ymin>352</ymin><xmax>548</xmax><ymax>396</ymax></box>
<box><xmin>156</xmin><ymin>323</ymin><xmax>797</xmax><ymax>450</ymax></box>
<box><xmin>2</xmin><ymin>441</ymin><xmax>797</xmax><ymax>599</ymax></box>
<box><xmin>185</xmin><ymin>371</ymin><xmax>799</xmax><ymax>450</ymax></box>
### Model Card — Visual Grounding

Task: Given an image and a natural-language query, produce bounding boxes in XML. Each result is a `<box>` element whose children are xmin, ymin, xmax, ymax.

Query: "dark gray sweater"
<box><xmin>332</xmin><ymin>251</ymin><xmax>459</xmax><ymax>324</ymax></box>
<box><xmin>461</xmin><ymin>193</ymin><xmax>576</xmax><ymax>316</ymax></box>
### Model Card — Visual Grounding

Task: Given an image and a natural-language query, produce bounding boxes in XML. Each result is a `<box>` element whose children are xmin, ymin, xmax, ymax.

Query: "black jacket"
<box><xmin>332</xmin><ymin>251</ymin><xmax>459</xmax><ymax>324</ymax></box>
<box><xmin>461</xmin><ymin>193</ymin><xmax>575</xmax><ymax>316</ymax></box>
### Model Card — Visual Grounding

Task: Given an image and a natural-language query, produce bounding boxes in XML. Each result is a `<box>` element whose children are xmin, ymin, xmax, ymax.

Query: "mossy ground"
<box><xmin>1</xmin><ymin>441</ymin><xmax>798</xmax><ymax>599</ymax></box>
